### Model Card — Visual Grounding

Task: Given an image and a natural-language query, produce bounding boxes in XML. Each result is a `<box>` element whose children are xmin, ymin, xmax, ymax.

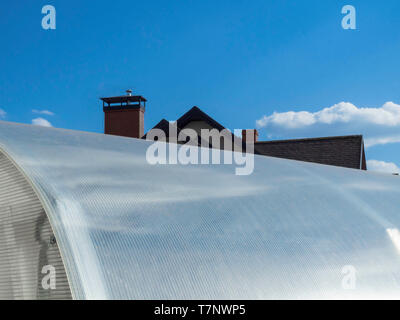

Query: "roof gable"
<box><xmin>176</xmin><ymin>106</ymin><xmax>226</xmax><ymax>131</ymax></box>
<box><xmin>144</xmin><ymin>106</ymin><xmax>228</xmax><ymax>139</ymax></box>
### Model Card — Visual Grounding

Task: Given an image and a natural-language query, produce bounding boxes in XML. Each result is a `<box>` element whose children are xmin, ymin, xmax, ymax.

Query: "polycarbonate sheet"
<box><xmin>0</xmin><ymin>151</ymin><xmax>72</xmax><ymax>299</ymax></box>
<box><xmin>0</xmin><ymin>120</ymin><xmax>400</xmax><ymax>299</ymax></box>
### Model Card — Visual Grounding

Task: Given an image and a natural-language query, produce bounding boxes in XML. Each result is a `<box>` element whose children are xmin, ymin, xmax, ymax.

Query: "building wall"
<box><xmin>104</xmin><ymin>108</ymin><xmax>144</xmax><ymax>139</ymax></box>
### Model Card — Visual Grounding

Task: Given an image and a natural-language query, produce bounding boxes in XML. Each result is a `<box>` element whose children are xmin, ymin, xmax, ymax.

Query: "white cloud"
<box><xmin>364</xmin><ymin>135</ymin><xmax>400</xmax><ymax>148</ymax></box>
<box><xmin>257</xmin><ymin>110</ymin><xmax>315</xmax><ymax>129</ymax></box>
<box><xmin>367</xmin><ymin>160</ymin><xmax>400</xmax><ymax>174</ymax></box>
<box><xmin>32</xmin><ymin>117</ymin><xmax>53</xmax><ymax>127</ymax></box>
<box><xmin>256</xmin><ymin>102</ymin><xmax>400</xmax><ymax>148</ymax></box>
<box><xmin>32</xmin><ymin>109</ymin><xmax>55</xmax><ymax>116</ymax></box>
<box><xmin>256</xmin><ymin>102</ymin><xmax>400</xmax><ymax>129</ymax></box>
<box><xmin>0</xmin><ymin>109</ymin><xmax>6</xmax><ymax>119</ymax></box>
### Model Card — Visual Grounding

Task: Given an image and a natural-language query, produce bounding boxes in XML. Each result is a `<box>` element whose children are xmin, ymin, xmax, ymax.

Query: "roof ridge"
<box><xmin>176</xmin><ymin>106</ymin><xmax>226</xmax><ymax>131</ymax></box>
<box><xmin>255</xmin><ymin>135</ymin><xmax>363</xmax><ymax>144</ymax></box>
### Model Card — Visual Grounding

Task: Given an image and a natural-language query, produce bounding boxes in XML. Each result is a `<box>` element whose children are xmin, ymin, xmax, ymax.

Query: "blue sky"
<box><xmin>0</xmin><ymin>1</ymin><xmax>399</xmax><ymax>172</ymax></box>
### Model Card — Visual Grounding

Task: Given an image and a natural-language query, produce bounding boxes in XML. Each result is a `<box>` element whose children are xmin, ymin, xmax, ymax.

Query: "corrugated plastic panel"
<box><xmin>0</xmin><ymin>151</ymin><xmax>72</xmax><ymax>299</ymax></box>
<box><xmin>0</xmin><ymin>120</ymin><xmax>400</xmax><ymax>299</ymax></box>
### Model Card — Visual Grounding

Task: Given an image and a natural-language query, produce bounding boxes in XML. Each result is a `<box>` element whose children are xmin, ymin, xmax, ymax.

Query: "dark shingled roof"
<box><xmin>144</xmin><ymin>106</ymin><xmax>367</xmax><ymax>170</ymax></box>
<box><xmin>101</xmin><ymin>95</ymin><xmax>147</xmax><ymax>104</ymax></box>
<box><xmin>176</xmin><ymin>106</ymin><xmax>226</xmax><ymax>131</ymax></box>
<box><xmin>142</xmin><ymin>119</ymin><xmax>184</xmax><ymax>141</ymax></box>
<box><xmin>142</xmin><ymin>119</ymin><xmax>171</xmax><ymax>139</ymax></box>
<box><xmin>143</xmin><ymin>107</ymin><xmax>227</xmax><ymax>139</ymax></box>
<box><xmin>143</xmin><ymin>107</ymin><xmax>230</xmax><ymax>147</ymax></box>
<box><xmin>254</xmin><ymin>135</ymin><xmax>366</xmax><ymax>170</ymax></box>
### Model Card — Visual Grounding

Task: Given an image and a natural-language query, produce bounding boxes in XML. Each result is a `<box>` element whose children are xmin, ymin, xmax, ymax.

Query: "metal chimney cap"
<box><xmin>126</xmin><ymin>89</ymin><xmax>133</xmax><ymax>96</ymax></box>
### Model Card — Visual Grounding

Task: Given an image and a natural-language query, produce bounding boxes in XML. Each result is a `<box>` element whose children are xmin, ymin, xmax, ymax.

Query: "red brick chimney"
<box><xmin>101</xmin><ymin>90</ymin><xmax>146</xmax><ymax>139</ymax></box>
<box><xmin>242</xmin><ymin>129</ymin><xmax>259</xmax><ymax>143</ymax></box>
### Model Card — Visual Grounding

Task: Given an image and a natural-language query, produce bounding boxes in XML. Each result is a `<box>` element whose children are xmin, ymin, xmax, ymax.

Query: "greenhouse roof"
<box><xmin>0</xmin><ymin>120</ymin><xmax>400</xmax><ymax>299</ymax></box>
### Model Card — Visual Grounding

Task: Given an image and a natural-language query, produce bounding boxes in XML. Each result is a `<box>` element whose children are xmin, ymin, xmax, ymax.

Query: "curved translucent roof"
<box><xmin>1</xmin><ymin>120</ymin><xmax>400</xmax><ymax>299</ymax></box>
